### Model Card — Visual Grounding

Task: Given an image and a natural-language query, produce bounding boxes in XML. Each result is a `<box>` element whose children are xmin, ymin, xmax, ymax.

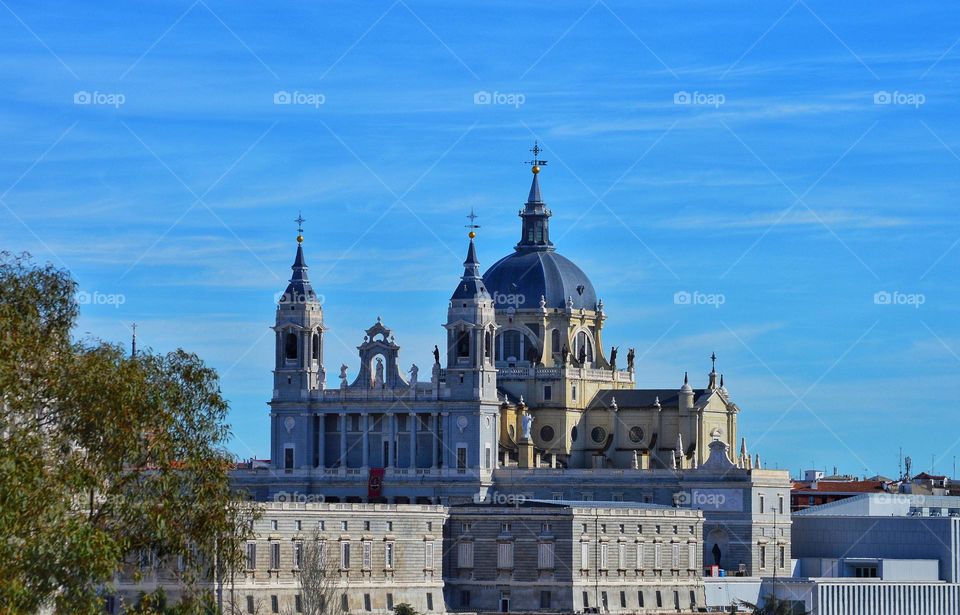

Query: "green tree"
<box><xmin>393</xmin><ymin>604</ymin><xmax>419</xmax><ymax>615</ymax></box>
<box><xmin>0</xmin><ymin>252</ymin><xmax>251</xmax><ymax>614</ymax></box>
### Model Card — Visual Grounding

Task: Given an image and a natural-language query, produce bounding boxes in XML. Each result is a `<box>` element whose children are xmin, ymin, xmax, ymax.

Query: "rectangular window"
<box><xmin>572</xmin><ymin>385</ymin><xmax>577</xmax><ymax>400</ymax></box>
<box><xmin>385</xmin><ymin>542</ymin><xmax>395</xmax><ymax>569</ymax></box>
<box><xmin>246</xmin><ymin>543</ymin><xmax>256</xmax><ymax>570</ymax></box>
<box><xmin>759</xmin><ymin>494</ymin><xmax>765</xmax><ymax>512</ymax></box>
<box><xmin>364</xmin><ymin>594</ymin><xmax>371</xmax><ymax>612</ymax></box>
<box><xmin>778</xmin><ymin>494</ymin><xmax>785</xmax><ymax>514</ymax></box>
<box><xmin>341</xmin><ymin>595</ymin><xmax>348</xmax><ymax>611</ymax></box>
<box><xmin>581</xmin><ymin>542</ymin><xmax>590</xmax><ymax>569</ymax></box>
<box><xmin>284</xmin><ymin>447</ymin><xmax>294</xmax><ymax>470</ymax></box>
<box><xmin>271</xmin><ymin>595</ymin><xmax>278</xmax><ymax>614</ymax></box>
<box><xmin>638</xmin><ymin>591</ymin><xmax>644</xmax><ymax>607</ymax></box>
<box><xmin>295</xmin><ymin>519</ymin><xmax>302</xmax><ymax>531</ymax></box>
<box><xmin>543</xmin><ymin>385</ymin><xmax>552</xmax><ymax>400</ymax></box>
<box><xmin>687</xmin><ymin>543</ymin><xmax>696</xmax><ymax>569</ymax></box>
<box><xmin>362</xmin><ymin>541</ymin><xmax>372</xmax><ymax>570</ymax></box>
<box><xmin>538</xmin><ymin>542</ymin><xmax>554</xmax><ymax>569</ymax></box>
<box><xmin>617</xmin><ymin>542</ymin><xmax>626</xmax><ymax>569</ymax></box>
<box><xmin>498</xmin><ymin>542</ymin><xmax>514</xmax><ymax>569</ymax></box>
<box><xmin>387</xmin><ymin>594</ymin><xmax>394</xmax><ymax>610</ymax></box>
<box><xmin>654</xmin><ymin>543</ymin><xmax>662</xmax><ymax>569</ymax></box>
<box><xmin>270</xmin><ymin>542</ymin><xmax>280</xmax><ymax>569</ymax></box>
<box><xmin>656</xmin><ymin>591</ymin><xmax>663</xmax><ymax>608</ymax></box>
<box><xmin>582</xmin><ymin>592</ymin><xmax>589</xmax><ymax>608</ymax></box>
<box><xmin>295</xmin><ymin>595</ymin><xmax>303</xmax><ymax>613</ymax></box>
<box><xmin>460</xmin><ymin>591</ymin><xmax>470</xmax><ymax>608</ymax></box>
<box><xmin>457</xmin><ymin>446</ymin><xmax>467</xmax><ymax>472</ymax></box>
<box><xmin>426</xmin><ymin>593</ymin><xmax>434</xmax><ymax>611</ymax></box>
<box><xmin>759</xmin><ymin>545</ymin><xmax>766</xmax><ymax>569</ymax></box>
<box><xmin>541</xmin><ymin>522</ymin><xmax>551</xmax><ymax>534</ymax></box>
<box><xmin>294</xmin><ymin>541</ymin><xmax>303</xmax><ymax>569</ymax></box>
<box><xmin>458</xmin><ymin>542</ymin><xmax>474</xmax><ymax>568</ymax></box>
<box><xmin>600</xmin><ymin>543</ymin><xmax>608</xmax><ymax>569</ymax></box>
<box><xmin>779</xmin><ymin>545</ymin><xmax>785</xmax><ymax>569</ymax></box>
<box><xmin>341</xmin><ymin>542</ymin><xmax>350</xmax><ymax>569</ymax></box>
<box><xmin>501</xmin><ymin>522</ymin><xmax>511</xmax><ymax>533</ymax></box>
<box><xmin>672</xmin><ymin>543</ymin><xmax>680</xmax><ymax>569</ymax></box>
<box><xmin>485</xmin><ymin>445</ymin><xmax>491</xmax><ymax>469</ymax></box>
<box><xmin>619</xmin><ymin>591</ymin><xmax>626</xmax><ymax>608</ymax></box>
<box><xmin>317</xmin><ymin>540</ymin><xmax>327</xmax><ymax>569</ymax></box>
<box><xmin>271</xmin><ymin>519</ymin><xmax>278</xmax><ymax>531</ymax></box>
<box><xmin>425</xmin><ymin>542</ymin><xmax>435</xmax><ymax>569</ymax></box>
<box><xmin>386</xmin><ymin>521</ymin><xmax>393</xmax><ymax>532</ymax></box>
<box><xmin>341</xmin><ymin>520</ymin><xmax>348</xmax><ymax>531</ymax></box>
<box><xmin>636</xmin><ymin>543</ymin><xmax>645</xmax><ymax>569</ymax></box>
<box><xmin>364</xmin><ymin>520</ymin><xmax>370</xmax><ymax>531</ymax></box>
<box><xmin>246</xmin><ymin>596</ymin><xmax>254</xmax><ymax>614</ymax></box>
<box><xmin>540</xmin><ymin>591</ymin><xmax>551</xmax><ymax>609</ymax></box>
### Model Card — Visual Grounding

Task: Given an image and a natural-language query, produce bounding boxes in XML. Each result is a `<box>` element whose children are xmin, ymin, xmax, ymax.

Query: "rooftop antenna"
<box><xmin>899</xmin><ymin>447</ymin><xmax>903</xmax><ymax>481</ymax></box>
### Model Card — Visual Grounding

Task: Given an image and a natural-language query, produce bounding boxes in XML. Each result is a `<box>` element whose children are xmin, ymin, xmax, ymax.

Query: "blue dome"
<box><xmin>483</xmin><ymin>249</ymin><xmax>597</xmax><ymax>310</ymax></box>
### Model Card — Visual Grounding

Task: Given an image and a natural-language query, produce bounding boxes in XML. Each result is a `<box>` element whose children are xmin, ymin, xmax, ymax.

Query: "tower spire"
<box><xmin>517</xmin><ymin>141</ymin><xmax>553</xmax><ymax>251</ymax></box>
<box><xmin>280</xmin><ymin>211</ymin><xmax>317</xmax><ymax>305</ymax></box>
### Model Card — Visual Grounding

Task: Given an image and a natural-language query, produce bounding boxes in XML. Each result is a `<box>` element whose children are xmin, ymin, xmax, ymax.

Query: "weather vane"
<box><xmin>525</xmin><ymin>140</ymin><xmax>548</xmax><ymax>173</ymax></box>
<box><xmin>295</xmin><ymin>211</ymin><xmax>305</xmax><ymax>243</ymax></box>
<box><xmin>465</xmin><ymin>208</ymin><xmax>480</xmax><ymax>238</ymax></box>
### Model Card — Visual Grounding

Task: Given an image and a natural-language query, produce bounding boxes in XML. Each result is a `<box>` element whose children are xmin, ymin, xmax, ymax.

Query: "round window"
<box><xmin>539</xmin><ymin>425</ymin><xmax>556</xmax><ymax>443</ymax></box>
<box><xmin>591</xmin><ymin>426</ymin><xmax>607</xmax><ymax>443</ymax></box>
<box><xmin>571</xmin><ymin>426</ymin><xmax>578</xmax><ymax>442</ymax></box>
<box><xmin>629</xmin><ymin>426</ymin><xmax>645</xmax><ymax>443</ymax></box>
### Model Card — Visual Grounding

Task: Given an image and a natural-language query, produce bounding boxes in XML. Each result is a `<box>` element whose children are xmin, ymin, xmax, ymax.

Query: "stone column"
<box><xmin>339</xmin><ymin>412</ymin><xmax>347</xmax><ymax>470</ymax></box>
<box><xmin>440</xmin><ymin>411</ymin><xmax>449</xmax><ymax>470</ymax></box>
<box><xmin>409</xmin><ymin>412</ymin><xmax>417</xmax><ymax>469</ymax></box>
<box><xmin>361</xmin><ymin>413</ymin><xmax>369</xmax><ymax>468</ymax></box>
<box><xmin>386</xmin><ymin>413</ymin><xmax>394</xmax><ymax>469</ymax></box>
<box><xmin>430</xmin><ymin>412</ymin><xmax>439</xmax><ymax>468</ymax></box>
<box><xmin>317</xmin><ymin>412</ymin><xmax>325</xmax><ymax>469</ymax></box>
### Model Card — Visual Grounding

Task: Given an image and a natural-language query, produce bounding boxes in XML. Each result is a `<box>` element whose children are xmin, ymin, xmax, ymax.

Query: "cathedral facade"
<box><xmin>233</xmin><ymin>155</ymin><xmax>790</xmax><ymax>577</ymax></box>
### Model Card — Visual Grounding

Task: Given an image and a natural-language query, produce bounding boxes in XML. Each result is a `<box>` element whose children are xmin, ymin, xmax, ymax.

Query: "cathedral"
<box><xmin>233</xmin><ymin>146</ymin><xmax>791</xmax><ymax>577</ymax></box>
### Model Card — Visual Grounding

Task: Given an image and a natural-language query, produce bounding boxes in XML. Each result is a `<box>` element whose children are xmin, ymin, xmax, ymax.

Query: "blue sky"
<box><xmin>2</xmin><ymin>1</ymin><xmax>958</xmax><ymax>479</ymax></box>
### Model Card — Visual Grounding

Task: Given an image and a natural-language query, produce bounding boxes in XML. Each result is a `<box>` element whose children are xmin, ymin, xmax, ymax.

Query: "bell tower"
<box><xmin>445</xmin><ymin>221</ymin><xmax>498</xmax><ymax>402</ymax></box>
<box><xmin>272</xmin><ymin>214</ymin><xmax>326</xmax><ymax>402</ymax></box>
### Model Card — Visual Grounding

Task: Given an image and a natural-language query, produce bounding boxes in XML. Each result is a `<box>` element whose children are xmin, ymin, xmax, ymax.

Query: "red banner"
<box><xmin>368</xmin><ymin>467</ymin><xmax>385</xmax><ymax>498</ymax></box>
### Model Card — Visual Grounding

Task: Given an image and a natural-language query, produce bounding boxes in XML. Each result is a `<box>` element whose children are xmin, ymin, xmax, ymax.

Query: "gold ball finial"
<box><xmin>532</xmin><ymin>165</ymin><xmax>540</xmax><ymax>174</ymax></box>
<box><xmin>296</xmin><ymin>234</ymin><xmax>303</xmax><ymax>243</ymax></box>
<box><xmin>468</xmin><ymin>231</ymin><xmax>476</xmax><ymax>239</ymax></box>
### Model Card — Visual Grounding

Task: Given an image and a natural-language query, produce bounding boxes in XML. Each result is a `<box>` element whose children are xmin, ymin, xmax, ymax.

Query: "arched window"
<box><xmin>312</xmin><ymin>332</ymin><xmax>320</xmax><ymax>361</ymax></box>
<box><xmin>551</xmin><ymin>329</ymin><xmax>561</xmax><ymax>355</ymax></box>
<box><xmin>456</xmin><ymin>327</ymin><xmax>470</xmax><ymax>358</ymax></box>
<box><xmin>497</xmin><ymin>330</ymin><xmax>523</xmax><ymax>362</ymax></box>
<box><xmin>574</xmin><ymin>330</ymin><xmax>593</xmax><ymax>364</ymax></box>
<box><xmin>285</xmin><ymin>332</ymin><xmax>298</xmax><ymax>360</ymax></box>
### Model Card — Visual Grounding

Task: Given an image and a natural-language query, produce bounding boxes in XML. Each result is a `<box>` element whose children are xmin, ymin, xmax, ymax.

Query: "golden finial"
<box><xmin>466</xmin><ymin>208</ymin><xmax>480</xmax><ymax>239</ymax></box>
<box><xmin>295</xmin><ymin>212</ymin><xmax>305</xmax><ymax>243</ymax></box>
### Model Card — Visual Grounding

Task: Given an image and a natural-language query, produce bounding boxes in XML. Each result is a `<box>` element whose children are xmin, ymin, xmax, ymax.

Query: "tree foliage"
<box><xmin>0</xmin><ymin>252</ymin><xmax>250</xmax><ymax>613</ymax></box>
